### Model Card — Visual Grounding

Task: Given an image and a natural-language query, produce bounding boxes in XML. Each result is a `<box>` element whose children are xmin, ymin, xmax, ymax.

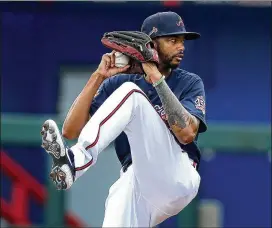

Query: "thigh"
<box><xmin>102</xmin><ymin>167</ymin><xmax>151</xmax><ymax>227</ymax></box>
<box><xmin>125</xmin><ymin>91</ymin><xmax>181</xmax><ymax>181</ymax></box>
<box><xmin>125</xmin><ymin>95</ymin><xmax>194</xmax><ymax>204</ymax></box>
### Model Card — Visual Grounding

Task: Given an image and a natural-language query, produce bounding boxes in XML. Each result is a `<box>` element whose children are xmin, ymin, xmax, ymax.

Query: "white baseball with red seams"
<box><xmin>69</xmin><ymin>82</ymin><xmax>200</xmax><ymax>227</ymax></box>
<box><xmin>114</xmin><ymin>52</ymin><xmax>130</xmax><ymax>68</ymax></box>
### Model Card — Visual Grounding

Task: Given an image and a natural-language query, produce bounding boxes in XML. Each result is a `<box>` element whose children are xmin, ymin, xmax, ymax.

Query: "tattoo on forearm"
<box><xmin>154</xmin><ymin>79</ymin><xmax>194</xmax><ymax>129</ymax></box>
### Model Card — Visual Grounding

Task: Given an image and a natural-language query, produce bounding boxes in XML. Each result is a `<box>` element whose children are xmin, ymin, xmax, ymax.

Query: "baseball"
<box><xmin>114</xmin><ymin>52</ymin><xmax>130</xmax><ymax>68</ymax></box>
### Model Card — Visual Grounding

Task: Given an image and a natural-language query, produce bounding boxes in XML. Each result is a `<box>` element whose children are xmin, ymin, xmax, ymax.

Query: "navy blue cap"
<box><xmin>141</xmin><ymin>11</ymin><xmax>200</xmax><ymax>40</ymax></box>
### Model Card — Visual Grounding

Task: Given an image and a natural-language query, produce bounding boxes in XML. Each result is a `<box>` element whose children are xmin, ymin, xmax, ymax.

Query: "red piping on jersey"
<box><xmin>75</xmin><ymin>89</ymin><xmax>150</xmax><ymax>171</ymax></box>
<box><xmin>75</xmin><ymin>159</ymin><xmax>93</xmax><ymax>171</ymax></box>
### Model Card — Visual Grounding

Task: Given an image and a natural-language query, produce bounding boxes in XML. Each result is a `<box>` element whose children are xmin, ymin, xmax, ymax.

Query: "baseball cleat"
<box><xmin>41</xmin><ymin>119</ymin><xmax>75</xmax><ymax>190</ymax></box>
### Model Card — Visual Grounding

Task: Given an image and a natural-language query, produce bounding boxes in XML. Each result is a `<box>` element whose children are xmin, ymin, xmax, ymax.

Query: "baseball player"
<box><xmin>41</xmin><ymin>11</ymin><xmax>207</xmax><ymax>227</ymax></box>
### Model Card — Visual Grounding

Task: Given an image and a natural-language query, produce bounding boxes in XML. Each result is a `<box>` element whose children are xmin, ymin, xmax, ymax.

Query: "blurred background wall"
<box><xmin>1</xmin><ymin>1</ymin><xmax>271</xmax><ymax>228</ymax></box>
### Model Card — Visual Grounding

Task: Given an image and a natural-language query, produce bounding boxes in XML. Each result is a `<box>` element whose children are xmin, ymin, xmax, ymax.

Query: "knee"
<box><xmin>119</xmin><ymin>82</ymin><xmax>144</xmax><ymax>95</ymax></box>
<box><xmin>118</xmin><ymin>82</ymin><xmax>149</xmax><ymax>107</ymax></box>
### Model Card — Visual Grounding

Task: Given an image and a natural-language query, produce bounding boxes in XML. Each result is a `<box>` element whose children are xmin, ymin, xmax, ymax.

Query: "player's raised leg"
<box><xmin>72</xmin><ymin>82</ymin><xmax>200</xmax><ymax>214</ymax></box>
<box><xmin>41</xmin><ymin>81</ymin><xmax>199</xmax><ymax>224</ymax></box>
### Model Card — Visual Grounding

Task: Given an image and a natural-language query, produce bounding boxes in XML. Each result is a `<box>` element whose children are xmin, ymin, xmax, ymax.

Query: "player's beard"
<box><xmin>157</xmin><ymin>48</ymin><xmax>181</xmax><ymax>69</ymax></box>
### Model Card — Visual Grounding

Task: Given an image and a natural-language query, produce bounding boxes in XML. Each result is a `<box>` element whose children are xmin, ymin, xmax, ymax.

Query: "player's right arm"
<box><xmin>62</xmin><ymin>51</ymin><xmax>130</xmax><ymax>140</ymax></box>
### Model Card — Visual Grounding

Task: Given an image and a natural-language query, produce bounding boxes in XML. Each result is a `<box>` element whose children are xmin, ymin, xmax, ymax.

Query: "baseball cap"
<box><xmin>141</xmin><ymin>11</ymin><xmax>200</xmax><ymax>40</ymax></box>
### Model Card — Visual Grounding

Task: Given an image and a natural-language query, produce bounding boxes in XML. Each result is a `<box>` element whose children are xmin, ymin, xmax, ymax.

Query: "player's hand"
<box><xmin>95</xmin><ymin>51</ymin><xmax>130</xmax><ymax>80</ymax></box>
<box><xmin>142</xmin><ymin>62</ymin><xmax>162</xmax><ymax>84</ymax></box>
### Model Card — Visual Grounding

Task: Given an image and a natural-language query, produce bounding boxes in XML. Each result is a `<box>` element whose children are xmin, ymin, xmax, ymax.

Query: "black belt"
<box><xmin>122</xmin><ymin>160</ymin><xmax>132</xmax><ymax>173</ymax></box>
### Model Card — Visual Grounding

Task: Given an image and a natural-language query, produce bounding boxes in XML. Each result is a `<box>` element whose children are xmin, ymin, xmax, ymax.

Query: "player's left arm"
<box><xmin>149</xmin><ymin>68</ymin><xmax>206</xmax><ymax>145</ymax></box>
<box><xmin>155</xmin><ymin>79</ymin><xmax>204</xmax><ymax>144</ymax></box>
<box><xmin>142</xmin><ymin>63</ymin><xmax>207</xmax><ymax>144</ymax></box>
<box><xmin>157</xmin><ymin>79</ymin><xmax>206</xmax><ymax>145</ymax></box>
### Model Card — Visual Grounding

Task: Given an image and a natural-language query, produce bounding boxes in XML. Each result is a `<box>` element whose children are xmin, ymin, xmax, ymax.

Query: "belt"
<box><xmin>122</xmin><ymin>159</ymin><xmax>197</xmax><ymax>173</ymax></box>
<box><xmin>122</xmin><ymin>160</ymin><xmax>132</xmax><ymax>173</ymax></box>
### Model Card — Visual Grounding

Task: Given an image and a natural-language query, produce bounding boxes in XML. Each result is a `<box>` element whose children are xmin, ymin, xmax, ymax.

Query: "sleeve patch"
<box><xmin>195</xmin><ymin>96</ymin><xmax>206</xmax><ymax>115</ymax></box>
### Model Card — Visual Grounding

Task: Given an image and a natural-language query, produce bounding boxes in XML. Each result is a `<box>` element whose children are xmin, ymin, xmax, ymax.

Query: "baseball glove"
<box><xmin>101</xmin><ymin>31</ymin><xmax>159</xmax><ymax>74</ymax></box>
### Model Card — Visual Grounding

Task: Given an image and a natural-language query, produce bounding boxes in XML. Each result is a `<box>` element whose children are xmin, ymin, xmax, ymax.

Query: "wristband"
<box><xmin>152</xmin><ymin>75</ymin><xmax>165</xmax><ymax>87</ymax></box>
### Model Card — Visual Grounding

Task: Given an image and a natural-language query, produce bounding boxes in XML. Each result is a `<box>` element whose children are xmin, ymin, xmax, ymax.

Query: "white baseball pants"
<box><xmin>71</xmin><ymin>82</ymin><xmax>201</xmax><ymax>227</ymax></box>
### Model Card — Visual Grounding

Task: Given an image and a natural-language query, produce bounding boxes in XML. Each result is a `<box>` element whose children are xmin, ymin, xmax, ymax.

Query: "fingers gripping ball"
<box><xmin>114</xmin><ymin>52</ymin><xmax>130</xmax><ymax>68</ymax></box>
